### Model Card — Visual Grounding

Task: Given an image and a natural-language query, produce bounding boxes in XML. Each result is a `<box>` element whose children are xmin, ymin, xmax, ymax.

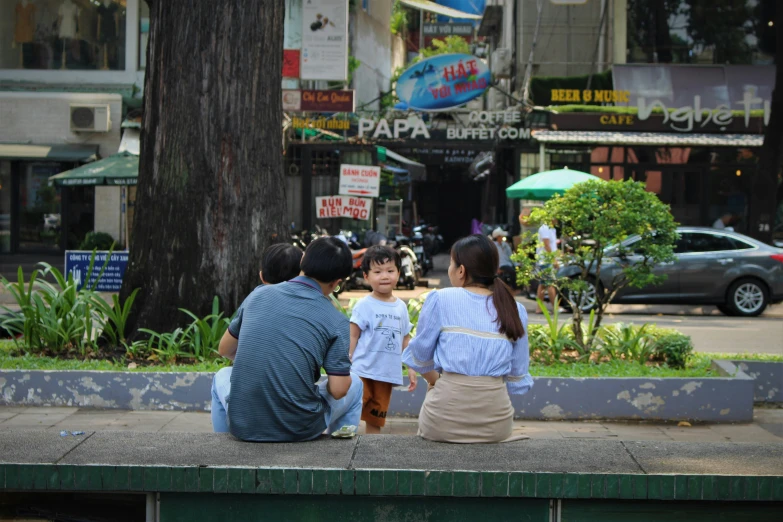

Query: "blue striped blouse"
<box><xmin>402</xmin><ymin>288</ymin><xmax>534</xmax><ymax>395</ymax></box>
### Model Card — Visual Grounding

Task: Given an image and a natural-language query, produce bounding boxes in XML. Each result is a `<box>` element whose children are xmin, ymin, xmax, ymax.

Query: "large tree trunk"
<box><xmin>749</xmin><ymin>4</ymin><xmax>783</xmax><ymax>245</ymax></box>
<box><xmin>120</xmin><ymin>1</ymin><xmax>288</xmax><ymax>335</ymax></box>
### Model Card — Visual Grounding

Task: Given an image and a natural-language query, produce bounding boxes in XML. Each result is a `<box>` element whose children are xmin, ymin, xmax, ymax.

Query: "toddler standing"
<box><xmin>349</xmin><ymin>246</ymin><xmax>417</xmax><ymax>434</ymax></box>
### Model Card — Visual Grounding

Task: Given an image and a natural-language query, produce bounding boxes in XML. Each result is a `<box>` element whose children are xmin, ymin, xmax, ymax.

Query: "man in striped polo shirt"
<box><xmin>211</xmin><ymin>237</ymin><xmax>362</xmax><ymax>442</ymax></box>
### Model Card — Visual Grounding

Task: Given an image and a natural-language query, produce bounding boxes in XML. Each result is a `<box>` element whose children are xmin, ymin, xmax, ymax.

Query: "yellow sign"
<box><xmin>550</xmin><ymin>89</ymin><xmax>631</xmax><ymax>103</ymax></box>
<box><xmin>599</xmin><ymin>114</ymin><xmax>635</xmax><ymax>125</ymax></box>
<box><xmin>291</xmin><ymin>117</ymin><xmax>350</xmax><ymax>130</ymax></box>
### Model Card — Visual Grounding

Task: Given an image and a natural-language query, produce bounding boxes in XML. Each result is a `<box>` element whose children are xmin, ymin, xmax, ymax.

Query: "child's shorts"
<box><xmin>360</xmin><ymin>377</ymin><xmax>393</xmax><ymax>428</ymax></box>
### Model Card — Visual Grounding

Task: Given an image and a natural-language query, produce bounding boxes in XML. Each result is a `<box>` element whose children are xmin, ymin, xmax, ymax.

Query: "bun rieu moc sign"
<box><xmin>396</xmin><ymin>53</ymin><xmax>490</xmax><ymax>111</ymax></box>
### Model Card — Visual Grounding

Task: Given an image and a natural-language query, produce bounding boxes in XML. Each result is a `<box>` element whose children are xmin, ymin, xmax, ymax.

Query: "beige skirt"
<box><xmin>418</xmin><ymin>372</ymin><xmax>528</xmax><ymax>444</ymax></box>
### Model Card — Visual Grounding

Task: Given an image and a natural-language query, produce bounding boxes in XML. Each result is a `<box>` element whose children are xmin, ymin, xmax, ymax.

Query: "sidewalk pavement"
<box><xmin>1</xmin><ymin>406</ymin><xmax>781</xmax><ymax>443</ymax></box>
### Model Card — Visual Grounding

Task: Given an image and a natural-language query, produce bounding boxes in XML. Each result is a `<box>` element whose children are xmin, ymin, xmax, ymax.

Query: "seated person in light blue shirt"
<box><xmin>402</xmin><ymin>234</ymin><xmax>533</xmax><ymax>444</ymax></box>
<box><xmin>211</xmin><ymin>238</ymin><xmax>362</xmax><ymax>442</ymax></box>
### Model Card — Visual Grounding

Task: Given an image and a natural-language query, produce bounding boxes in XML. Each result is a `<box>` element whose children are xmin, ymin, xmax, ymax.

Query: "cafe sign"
<box><xmin>282</xmin><ymin>89</ymin><xmax>355</xmax><ymax>112</ymax></box>
<box><xmin>358</xmin><ymin>111</ymin><xmax>530</xmax><ymax>141</ymax></box>
<box><xmin>396</xmin><ymin>53</ymin><xmax>490</xmax><ymax>111</ymax></box>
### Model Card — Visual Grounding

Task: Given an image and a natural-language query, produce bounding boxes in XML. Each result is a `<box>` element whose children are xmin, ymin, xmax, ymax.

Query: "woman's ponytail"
<box><xmin>451</xmin><ymin>234</ymin><xmax>526</xmax><ymax>341</ymax></box>
<box><xmin>491</xmin><ymin>277</ymin><xmax>525</xmax><ymax>341</ymax></box>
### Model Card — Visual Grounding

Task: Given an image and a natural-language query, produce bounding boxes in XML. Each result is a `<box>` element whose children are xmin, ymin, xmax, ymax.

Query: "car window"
<box><xmin>676</xmin><ymin>233</ymin><xmax>742</xmax><ymax>253</ymax></box>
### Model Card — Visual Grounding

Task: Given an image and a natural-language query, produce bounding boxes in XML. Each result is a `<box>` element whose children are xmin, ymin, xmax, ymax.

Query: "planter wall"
<box><xmin>0</xmin><ymin>365</ymin><xmax>756</xmax><ymax>422</ymax></box>
<box><xmin>728</xmin><ymin>360</ymin><xmax>783</xmax><ymax>403</ymax></box>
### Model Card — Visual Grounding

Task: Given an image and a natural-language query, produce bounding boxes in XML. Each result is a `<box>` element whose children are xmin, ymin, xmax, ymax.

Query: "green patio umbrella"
<box><xmin>48</xmin><ymin>152</ymin><xmax>138</xmax><ymax>186</ymax></box>
<box><xmin>505</xmin><ymin>168</ymin><xmax>601</xmax><ymax>200</ymax></box>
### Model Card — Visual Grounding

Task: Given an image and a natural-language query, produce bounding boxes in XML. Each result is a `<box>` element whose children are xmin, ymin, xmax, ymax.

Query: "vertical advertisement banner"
<box><xmin>301</xmin><ymin>0</ymin><xmax>348</xmax><ymax>81</ymax></box>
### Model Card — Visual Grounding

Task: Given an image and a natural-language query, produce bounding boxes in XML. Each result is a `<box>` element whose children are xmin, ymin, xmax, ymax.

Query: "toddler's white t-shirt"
<box><xmin>350</xmin><ymin>295</ymin><xmax>413</xmax><ymax>385</ymax></box>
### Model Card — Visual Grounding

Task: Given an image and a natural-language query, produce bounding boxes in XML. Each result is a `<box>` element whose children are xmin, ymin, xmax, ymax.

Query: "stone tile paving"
<box><xmin>0</xmin><ymin>406</ymin><xmax>780</xmax><ymax>442</ymax></box>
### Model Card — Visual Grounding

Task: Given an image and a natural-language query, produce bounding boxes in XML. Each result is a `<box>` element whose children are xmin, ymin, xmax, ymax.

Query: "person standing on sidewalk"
<box><xmin>349</xmin><ymin>246</ymin><xmax>416</xmax><ymax>434</ymax></box>
<box><xmin>535</xmin><ymin>220</ymin><xmax>559</xmax><ymax>313</ymax></box>
<box><xmin>211</xmin><ymin>237</ymin><xmax>363</xmax><ymax>442</ymax></box>
<box><xmin>402</xmin><ymin>234</ymin><xmax>533</xmax><ymax>443</ymax></box>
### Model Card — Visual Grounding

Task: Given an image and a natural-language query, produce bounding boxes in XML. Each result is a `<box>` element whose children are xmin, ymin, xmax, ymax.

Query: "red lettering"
<box><xmin>442</xmin><ymin>65</ymin><xmax>456</xmax><ymax>82</ymax></box>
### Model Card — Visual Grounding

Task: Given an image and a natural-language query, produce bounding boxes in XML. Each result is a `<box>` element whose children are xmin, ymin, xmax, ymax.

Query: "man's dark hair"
<box><xmin>261</xmin><ymin>243</ymin><xmax>303</xmax><ymax>284</ymax></box>
<box><xmin>361</xmin><ymin>245</ymin><xmax>401</xmax><ymax>273</ymax></box>
<box><xmin>301</xmin><ymin>237</ymin><xmax>353</xmax><ymax>282</ymax></box>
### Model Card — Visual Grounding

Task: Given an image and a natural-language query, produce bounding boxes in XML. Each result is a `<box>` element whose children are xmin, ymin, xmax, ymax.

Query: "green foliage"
<box><xmin>549</xmin><ymin>105</ymin><xmax>767</xmax><ymax>118</ymax></box>
<box><xmin>528</xmin><ymin>299</ymin><xmax>579</xmax><ymax>364</ymax></box>
<box><xmin>513</xmin><ymin>179</ymin><xmax>679</xmax><ymax>352</ymax></box>
<box><xmin>390</xmin><ymin>0</ymin><xmax>407</xmax><ymax>35</ymax></box>
<box><xmin>649</xmin><ymin>330</ymin><xmax>693</xmax><ymax>369</ymax></box>
<box><xmin>78</xmin><ymin>232</ymin><xmax>116</xmax><ymax>251</ymax></box>
<box><xmin>0</xmin><ymin>253</ymin><xmax>112</xmax><ymax>356</ymax></box>
<box><xmin>90</xmin><ymin>289</ymin><xmax>139</xmax><ymax>349</ymax></box>
<box><xmin>598</xmin><ymin>323</ymin><xmax>655</xmax><ymax>364</ymax></box>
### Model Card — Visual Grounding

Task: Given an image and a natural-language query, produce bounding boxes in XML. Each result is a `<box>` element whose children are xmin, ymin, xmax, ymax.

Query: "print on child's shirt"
<box><xmin>372</xmin><ymin>313</ymin><xmax>404</xmax><ymax>353</ymax></box>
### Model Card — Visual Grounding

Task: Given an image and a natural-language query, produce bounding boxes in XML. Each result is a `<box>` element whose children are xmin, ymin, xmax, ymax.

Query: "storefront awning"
<box><xmin>49</xmin><ymin>152</ymin><xmax>138</xmax><ymax>186</ymax></box>
<box><xmin>531</xmin><ymin>130</ymin><xmax>764</xmax><ymax>147</ymax></box>
<box><xmin>0</xmin><ymin>143</ymin><xmax>99</xmax><ymax>162</ymax></box>
<box><xmin>398</xmin><ymin>0</ymin><xmax>483</xmax><ymax>20</ymax></box>
<box><xmin>384</xmin><ymin>148</ymin><xmax>427</xmax><ymax>181</ymax></box>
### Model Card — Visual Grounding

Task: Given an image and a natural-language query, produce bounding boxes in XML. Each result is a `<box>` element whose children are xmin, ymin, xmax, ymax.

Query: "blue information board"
<box><xmin>64</xmin><ymin>251</ymin><xmax>129</xmax><ymax>292</ymax></box>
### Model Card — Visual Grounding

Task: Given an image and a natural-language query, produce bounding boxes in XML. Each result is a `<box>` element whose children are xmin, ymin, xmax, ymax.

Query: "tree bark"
<box><xmin>749</xmin><ymin>4</ymin><xmax>783</xmax><ymax>244</ymax></box>
<box><xmin>120</xmin><ymin>1</ymin><xmax>288</xmax><ymax>335</ymax></box>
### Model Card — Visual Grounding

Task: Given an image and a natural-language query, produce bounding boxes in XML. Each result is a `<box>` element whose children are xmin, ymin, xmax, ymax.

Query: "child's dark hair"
<box><xmin>261</xmin><ymin>243</ymin><xmax>303</xmax><ymax>284</ymax></box>
<box><xmin>301</xmin><ymin>237</ymin><xmax>353</xmax><ymax>282</ymax></box>
<box><xmin>361</xmin><ymin>245</ymin><xmax>401</xmax><ymax>273</ymax></box>
<box><xmin>451</xmin><ymin>234</ymin><xmax>525</xmax><ymax>341</ymax></box>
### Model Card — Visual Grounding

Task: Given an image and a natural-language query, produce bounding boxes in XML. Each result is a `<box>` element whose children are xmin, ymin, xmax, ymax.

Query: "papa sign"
<box><xmin>396</xmin><ymin>53</ymin><xmax>491</xmax><ymax>111</ymax></box>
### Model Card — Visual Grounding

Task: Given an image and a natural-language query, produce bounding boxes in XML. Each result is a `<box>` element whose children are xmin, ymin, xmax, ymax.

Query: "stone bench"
<box><xmin>0</xmin><ymin>431</ymin><xmax>781</xmax><ymax>521</ymax></box>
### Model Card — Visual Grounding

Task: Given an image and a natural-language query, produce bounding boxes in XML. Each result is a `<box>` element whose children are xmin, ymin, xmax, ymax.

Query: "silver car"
<box><xmin>563</xmin><ymin>227</ymin><xmax>783</xmax><ymax>317</ymax></box>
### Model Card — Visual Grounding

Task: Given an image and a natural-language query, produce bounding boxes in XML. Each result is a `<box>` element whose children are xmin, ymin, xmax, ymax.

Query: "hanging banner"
<box><xmin>316</xmin><ymin>195</ymin><xmax>372</xmax><ymax>220</ymax></box>
<box><xmin>395</xmin><ymin>53</ymin><xmax>490</xmax><ymax>111</ymax></box>
<box><xmin>301</xmin><ymin>0</ymin><xmax>349</xmax><ymax>81</ymax></box>
<box><xmin>283</xmin><ymin>49</ymin><xmax>301</xmax><ymax>78</ymax></box>
<box><xmin>339</xmin><ymin>164</ymin><xmax>381</xmax><ymax>197</ymax></box>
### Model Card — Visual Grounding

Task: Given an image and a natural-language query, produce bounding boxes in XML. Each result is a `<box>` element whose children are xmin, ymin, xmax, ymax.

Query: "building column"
<box><xmin>612</xmin><ymin>0</ymin><xmax>628</xmax><ymax>65</ymax></box>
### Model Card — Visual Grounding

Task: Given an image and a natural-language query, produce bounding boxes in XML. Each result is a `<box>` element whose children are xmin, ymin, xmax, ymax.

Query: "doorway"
<box><xmin>17</xmin><ymin>163</ymin><xmax>63</xmax><ymax>254</ymax></box>
<box><xmin>416</xmin><ymin>165</ymin><xmax>483</xmax><ymax>247</ymax></box>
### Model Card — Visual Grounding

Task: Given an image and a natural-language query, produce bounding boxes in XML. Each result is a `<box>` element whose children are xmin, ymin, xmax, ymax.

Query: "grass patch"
<box><xmin>697</xmin><ymin>352</ymin><xmax>783</xmax><ymax>363</ymax></box>
<box><xmin>530</xmin><ymin>358</ymin><xmax>714</xmax><ymax>378</ymax></box>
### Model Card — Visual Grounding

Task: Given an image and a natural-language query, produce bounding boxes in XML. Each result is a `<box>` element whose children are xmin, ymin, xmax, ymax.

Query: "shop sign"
<box><xmin>423</xmin><ymin>23</ymin><xmax>474</xmax><ymax>36</ymax></box>
<box><xmin>396</xmin><ymin>53</ymin><xmax>490</xmax><ymax>111</ymax></box>
<box><xmin>302</xmin><ymin>89</ymin><xmax>354</xmax><ymax>112</ymax></box>
<box><xmin>283</xmin><ymin>49</ymin><xmax>301</xmax><ymax>78</ymax></box>
<box><xmin>339</xmin><ymin>164</ymin><xmax>380</xmax><ymax>197</ymax></box>
<box><xmin>301</xmin><ymin>0</ymin><xmax>349</xmax><ymax>81</ymax></box>
<box><xmin>283</xmin><ymin>90</ymin><xmax>302</xmax><ymax>111</ymax></box>
<box><xmin>550</xmin><ymin>89</ymin><xmax>631</xmax><ymax>103</ymax></box>
<box><xmin>358</xmin><ymin>111</ymin><xmax>529</xmax><ymax>141</ymax></box>
<box><xmin>637</xmin><ymin>92</ymin><xmax>771</xmax><ymax>132</ymax></box>
<box><xmin>65</xmin><ymin>251</ymin><xmax>128</xmax><ymax>292</ymax></box>
<box><xmin>291</xmin><ymin>116</ymin><xmax>350</xmax><ymax>130</ymax></box>
<box><xmin>315</xmin><ymin>195</ymin><xmax>372</xmax><ymax>220</ymax></box>
<box><xmin>283</xmin><ymin>90</ymin><xmax>354</xmax><ymax>112</ymax></box>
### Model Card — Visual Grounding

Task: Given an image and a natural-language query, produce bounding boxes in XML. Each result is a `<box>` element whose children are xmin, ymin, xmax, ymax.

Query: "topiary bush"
<box><xmin>650</xmin><ymin>331</ymin><xmax>694</xmax><ymax>369</ymax></box>
<box><xmin>78</xmin><ymin>232</ymin><xmax>116</xmax><ymax>251</ymax></box>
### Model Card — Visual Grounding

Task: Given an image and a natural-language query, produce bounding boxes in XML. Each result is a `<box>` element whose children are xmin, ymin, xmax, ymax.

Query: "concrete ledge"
<box><xmin>0</xmin><ymin>368</ymin><xmax>757</xmax><ymax>422</ymax></box>
<box><xmin>0</xmin><ymin>432</ymin><xmax>780</xmax><ymax>500</ymax></box>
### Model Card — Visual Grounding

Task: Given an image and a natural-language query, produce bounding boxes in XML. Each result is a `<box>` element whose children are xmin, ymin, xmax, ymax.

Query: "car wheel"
<box><xmin>564</xmin><ymin>276</ymin><xmax>600</xmax><ymax>313</ymax></box>
<box><xmin>726</xmin><ymin>278</ymin><xmax>769</xmax><ymax>317</ymax></box>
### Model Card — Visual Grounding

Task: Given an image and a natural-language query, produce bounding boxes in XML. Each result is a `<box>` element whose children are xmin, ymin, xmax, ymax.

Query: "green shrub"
<box><xmin>78</xmin><ymin>232</ymin><xmax>116</xmax><ymax>251</ymax></box>
<box><xmin>650</xmin><ymin>331</ymin><xmax>693</xmax><ymax>369</ymax></box>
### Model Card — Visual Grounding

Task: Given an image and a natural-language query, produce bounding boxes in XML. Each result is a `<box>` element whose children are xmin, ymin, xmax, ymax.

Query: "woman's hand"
<box><xmin>407</xmin><ymin>368</ymin><xmax>417</xmax><ymax>391</ymax></box>
<box><xmin>422</xmin><ymin>370</ymin><xmax>440</xmax><ymax>388</ymax></box>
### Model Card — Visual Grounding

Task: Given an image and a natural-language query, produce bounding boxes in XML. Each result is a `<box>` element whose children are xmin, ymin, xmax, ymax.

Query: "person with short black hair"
<box><xmin>350</xmin><ymin>246</ymin><xmax>416</xmax><ymax>434</ymax></box>
<box><xmin>260</xmin><ymin>243</ymin><xmax>304</xmax><ymax>284</ymax></box>
<box><xmin>211</xmin><ymin>237</ymin><xmax>362</xmax><ymax>442</ymax></box>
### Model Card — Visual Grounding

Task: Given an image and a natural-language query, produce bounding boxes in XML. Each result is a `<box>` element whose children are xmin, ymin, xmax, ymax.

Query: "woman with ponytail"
<box><xmin>402</xmin><ymin>234</ymin><xmax>533</xmax><ymax>443</ymax></box>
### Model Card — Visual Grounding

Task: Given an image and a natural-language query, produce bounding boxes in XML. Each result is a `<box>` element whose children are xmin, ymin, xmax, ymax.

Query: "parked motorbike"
<box><xmin>393</xmin><ymin>234</ymin><xmax>422</xmax><ymax>290</ymax></box>
<box><xmin>411</xmin><ymin>228</ymin><xmax>433</xmax><ymax>276</ymax></box>
<box><xmin>413</xmin><ymin>223</ymin><xmax>444</xmax><ymax>256</ymax></box>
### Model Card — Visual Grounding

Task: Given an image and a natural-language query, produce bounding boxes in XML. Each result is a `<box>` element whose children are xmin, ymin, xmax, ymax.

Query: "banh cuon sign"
<box><xmin>396</xmin><ymin>53</ymin><xmax>490</xmax><ymax>111</ymax></box>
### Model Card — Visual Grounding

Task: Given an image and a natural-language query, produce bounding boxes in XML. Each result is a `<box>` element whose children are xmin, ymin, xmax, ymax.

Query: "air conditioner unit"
<box><xmin>491</xmin><ymin>48</ymin><xmax>512</xmax><ymax>78</ymax></box>
<box><xmin>70</xmin><ymin>104</ymin><xmax>111</xmax><ymax>132</ymax></box>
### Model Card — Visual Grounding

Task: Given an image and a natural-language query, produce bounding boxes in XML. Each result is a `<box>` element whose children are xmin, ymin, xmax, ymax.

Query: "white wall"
<box><xmin>352</xmin><ymin>0</ymin><xmax>393</xmax><ymax>110</ymax></box>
